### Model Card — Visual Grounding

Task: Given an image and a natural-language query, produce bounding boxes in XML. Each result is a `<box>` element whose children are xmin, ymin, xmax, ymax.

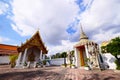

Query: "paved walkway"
<box><xmin>0</xmin><ymin>65</ymin><xmax>120</xmax><ymax>80</ymax></box>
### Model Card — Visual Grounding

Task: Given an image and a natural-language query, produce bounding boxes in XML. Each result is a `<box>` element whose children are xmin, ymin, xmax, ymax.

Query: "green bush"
<box><xmin>61</xmin><ymin>64</ymin><xmax>67</xmax><ymax>67</ymax></box>
<box><xmin>115</xmin><ymin>60</ymin><xmax>120</xmax><ymax>70</ymax></box>
<box><xmin>9</xmin><ymin>55</ymin><xmax>18</xmax><ymax>68</ymax></box>
<box><xmin>42</xmin><ymin>60</ymin><xmax>46</xmax><ymax>65</ymax></box>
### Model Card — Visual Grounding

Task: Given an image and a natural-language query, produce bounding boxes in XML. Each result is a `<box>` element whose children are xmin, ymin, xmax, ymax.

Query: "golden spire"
<box><xmin>80</xmin><ymin>24</ymin><xmax>88</xmax><ymax>40</ymax></box>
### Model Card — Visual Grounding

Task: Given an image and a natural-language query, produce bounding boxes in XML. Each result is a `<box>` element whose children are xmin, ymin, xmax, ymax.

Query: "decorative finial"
<box><xmin>37</xmin><ymin>27</ymin><xmax>40</xmax><ymax>31</ymax></box>
<box><xmin>80</xmin><ymin>23</ymin><xmax>84</xmax><ymax>33</ymax></box>
<box><xmin>80</xmin><ymin>23</ymin><xmax>88</xmax><ymax>40</ymax></box>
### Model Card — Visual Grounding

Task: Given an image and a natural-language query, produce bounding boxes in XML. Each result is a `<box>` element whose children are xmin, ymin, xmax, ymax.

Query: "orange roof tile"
<box><xmin>0</xmin><ymin>44</ymin><xmax>18</xmax><ymax>55</ymax></box>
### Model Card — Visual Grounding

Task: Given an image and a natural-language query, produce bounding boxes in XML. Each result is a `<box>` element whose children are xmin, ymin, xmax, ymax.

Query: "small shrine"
<box><xmin>74</xmin><ymin>25</ymin><xmax>100</xmax><ymax>69</ymax></box>
<box><xmin>15</xmin><ymin>31</ymin><xmax>48</xmax><ymax>68</ymax></box>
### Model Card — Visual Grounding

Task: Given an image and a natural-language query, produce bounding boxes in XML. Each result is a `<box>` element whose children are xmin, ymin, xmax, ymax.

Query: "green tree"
<box><xmin>51</xmin><ymin>55</ymin><xmax>55</xmax><ymax>59</ymax></box>
<box><xmin>101</xmin><ymin>46</ymin><xmax>107</xmax><ymax>53</ymax></box>
<box><xmin>55</xmin><ymin>53</ymin><xmax>61</xmax><ymax>58</ymax></box>
<box><xmin>70</xmin><ymin>50</ymin><xmax>74</xmax><ymax>57</ymax></box>
<box><xmin>61</xmin><ymin>52</ymin><xmax>67</xmax><ymax>67</ymax></box>
<box><xmin>106</xmin><ymin>37</ymin><xmax>120</xmax><ymax>69</ymax></box>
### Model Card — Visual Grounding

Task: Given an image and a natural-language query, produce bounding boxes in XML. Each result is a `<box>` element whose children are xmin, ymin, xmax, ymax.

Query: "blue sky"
<box><xmin>0</xmin><ymin>0</ymin><xmax>120</xmax><ymax>55</ymax></box>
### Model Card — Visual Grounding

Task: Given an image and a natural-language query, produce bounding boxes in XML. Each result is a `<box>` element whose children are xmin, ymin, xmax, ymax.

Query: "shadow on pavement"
<box><xmin>0</xmin><ymin>69</ymin><xmax>59</xmax><ymax>80</ymax></box>
<box><xmin>82</xmin><ymin>73</ymin><xmax>115</xmax><ymax>80</ymax></box>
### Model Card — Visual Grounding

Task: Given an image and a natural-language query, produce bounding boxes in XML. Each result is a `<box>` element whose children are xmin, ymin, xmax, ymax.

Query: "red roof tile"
<box><xmin>0</xmin><ymin>44</ymin><xmax>18</xmax><ymax>55</ymax></box>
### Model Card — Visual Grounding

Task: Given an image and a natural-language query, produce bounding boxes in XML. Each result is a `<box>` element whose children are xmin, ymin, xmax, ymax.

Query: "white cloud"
<box><xmin>9</xmin><ymin>0</ymin><xmax>120</xmax><ymax>55</ymax></box>
<box><xmin>92</xmin><ymin>29</ymin><xmax>120</xmax><ymax>43</ymax></box>
<box><xmin>81</xmin><ymin>0</ymin><xmax>91</xmax><ymax>7</ymax></box>
<box><xmin>10</xmin><ymin>0</ymin><xmax>79</xmax><ymax>46</ymax></box>
<box><xmin>0</xmin><ymin>1</ymin><xmax>9</xmax><ymax>15</ymax></box>
<box><xmin>79</xmin><ymin>0</ymin><xmax>120</xmax><ymax>42</ymax></box>
<box><xmin>80</xmin><ymin>0</ymin><xmax>120</xmax><ymax>29</ymax></box>
<box><xmin>48</xmin><ymin>40</ymin><xmax>76</xmax><ymax>56</ymax></box>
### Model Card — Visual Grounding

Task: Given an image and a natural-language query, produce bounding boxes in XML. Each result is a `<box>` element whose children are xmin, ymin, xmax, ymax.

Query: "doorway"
<box><xmin>28</xmin><ymin>51</ymin><xmax>35</xmax><ymax>62</ymax></box>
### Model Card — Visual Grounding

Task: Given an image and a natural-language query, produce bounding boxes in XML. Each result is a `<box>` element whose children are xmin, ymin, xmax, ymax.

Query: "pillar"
<box><xmin>42</xmin><ymin>54</ymin><xmax>45</xmax><ymax>60</ymax></box>
<box><xmin>96</xmin><ymin>45</ymin><xmax>101</xmax><ymax>69</ymax></box>
<box><xmin>85</xmin><ymin>45</ymin><xmax>89</xmax><ymax>58</ymax></box>
<box><xmin>99</xmin><ymin>44</ymin><xmax>102</xmax><ymax>54</ymax></box>
<box><xmin>74</xmin><ymin>48</ymin><xmax>78</xmax><ymax>67</ymax></box>
<box><xmin>15</xmin><ymin>52</ymin><xmax>22</xmax><ymax>67</ymax></box>
<box><xmin>22</xmin><ymin>48</ymin><xmax>28</xmax><ymax>66</ymax></box>
<box><xmin>40</xmin><ymin>50</ymin><xmax>42</xmax><ymax>60</ymax></box>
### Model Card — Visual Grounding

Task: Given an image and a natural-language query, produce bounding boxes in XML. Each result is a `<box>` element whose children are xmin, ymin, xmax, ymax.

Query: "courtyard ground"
<box><xmin>0</xmin><ymin>65</ymin><xmax>120</xmax><ymax>80</ymax></box>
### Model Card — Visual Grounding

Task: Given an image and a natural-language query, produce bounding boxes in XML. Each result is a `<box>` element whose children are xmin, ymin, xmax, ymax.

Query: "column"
<box><xmin>15</xmin><ymin>52</ymin><xmax>22</xmax><ymax>67</ymax></box>
<box><xmin>99</xmin><ymin>44</ymin><xmax>102</xmax><ymax>54</ymax></box>
<box><xmin>39</xmin><ymin>50</ymin><xmax>42</xmax><ymax>60</ymax></box>
<box><xmin>85</xmin><ymin>45</ymin><xmax>89</xmax><ymax>58</ymax></box>
<box><xmin>96</xmin><ymin>44</ymin><xmax>101</xmax><ymax>69</ymax></box>
<box><xmin>22</xmin><ymin>48</ymin><xmax>28</xmax><ymax>65</ymax></box>
<box><xmin>42</xmin><ymin>54</ymin><xmax>45</xmax><ymax>60</ymax></box>
<box><xmin>67</xmin><ymin>50</ymin><xmax>70</xmax><ymax>64</ymax></box>
<box><xmin>74</xmin><ymin>48</ymin><xmax>78</xmax><ymax>67</ymax></box>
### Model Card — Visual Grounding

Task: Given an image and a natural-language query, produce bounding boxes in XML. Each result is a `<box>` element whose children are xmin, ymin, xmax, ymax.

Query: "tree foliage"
<box><xmin>61</xmin><ymin>52</ymin><xmax>67</xmax><ymax>58</ymax></box>
<box><xmin>50</xmin><ymin>50</ymin><xmax>74</xmax><ymax>59</ymax></box>
<box><xmin>106</xmin><ymin>37</ymin><xmax>120</xmax><ymax>56</ymax></box>
<box><xmin>101</xmin><ymin>46</ymin><xmax>107</xmax><ymax>53</ymax></box>
<box><xmin>51</xmin><ymin>52</ymin><xmax>67</xmax><ymax>59</ymax></box>
<box><xmin>106</xmin><ymin>37</ymin><xmax>120</xmax><ymax>69</ymax></box>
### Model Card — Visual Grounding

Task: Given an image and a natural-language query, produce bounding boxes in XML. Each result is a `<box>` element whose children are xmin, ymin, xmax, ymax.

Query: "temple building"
<box><xmin>16</xmin><ymin>31</ymin><xmax>48</xmax><ymax>68</ymax></box>
<box><xmin>74</xmin><ymin>26</ymin><xmax>100</xmax><ymax>69</ymax></box>
<box><xmin>0</xmin><ymin>44</ymin><xmax>18</xmax><ymax>64</ymax></box>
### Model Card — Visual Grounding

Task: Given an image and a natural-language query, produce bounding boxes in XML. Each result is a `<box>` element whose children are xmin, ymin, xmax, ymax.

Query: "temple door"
<box><xmin>80</xmin><ymin>50</ymin><xmax>85</xmax><ymax>66</ymax></box>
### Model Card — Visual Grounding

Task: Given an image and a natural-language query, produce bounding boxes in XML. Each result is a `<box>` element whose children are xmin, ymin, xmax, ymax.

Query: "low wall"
<box><xmin>0</xmin><ymin>56</ymin><xmax>10</xmax><ymax>64</ymax></box>
<box><xmin>102</xmin><ymin>53</ymin><xmax>116</xmax><ymax>69</ymax></box>
<box><xmin>50</xmin><ymin>58</ymin><xmax>64</xmax><ymax>66</ymax></box>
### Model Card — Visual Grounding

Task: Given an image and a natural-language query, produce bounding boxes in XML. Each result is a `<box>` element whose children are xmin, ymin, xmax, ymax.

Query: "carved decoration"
<box><xmin>18</xmin><ymin>31</ymin><xmax>47</xmax><ymax>53</ymax></box>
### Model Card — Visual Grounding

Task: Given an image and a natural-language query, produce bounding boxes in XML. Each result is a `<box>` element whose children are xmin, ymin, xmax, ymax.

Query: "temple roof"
<box><xmin>0</xmin><ymin>44</ymin><xmax>18</xmax><ymax>55</ymax></box>
<box><xmin>18</xmin><ymin>31</ymin><xmax>48</xmax><ymax>54</ymax></box>
<box><xmin>74</xmin><ymin>25</ymin><xmax>97</xmax><ymax>48</ymax></box>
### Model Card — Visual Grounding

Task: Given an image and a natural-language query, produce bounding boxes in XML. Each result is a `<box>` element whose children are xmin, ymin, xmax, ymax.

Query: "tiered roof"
<box><xmin>0</xmin><ymin>44</ymin><xmax>18</xmax><ymax>55</ymax></box>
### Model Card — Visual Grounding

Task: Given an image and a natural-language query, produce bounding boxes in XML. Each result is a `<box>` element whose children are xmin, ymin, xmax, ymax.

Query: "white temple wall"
<box><xmin>50</xmin><ymin>58</ymin><xmax>64</xmax><ymax>65</ymax></box>
<box><xmin>0</xmin><ymin>56</ymin><xmax>10</xmax><ymax>64</ymax></box>
<box><xmin>102</xmin><ymin>53</ymin><xmax>116</xmax><ymax>69</ymax></box>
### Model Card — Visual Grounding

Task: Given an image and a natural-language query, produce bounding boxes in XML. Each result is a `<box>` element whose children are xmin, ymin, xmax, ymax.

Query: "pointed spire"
<box><xmin>80</xmin><ymin>23</ymin><xmax>88</xmax><ymax>40</ymax></box>
<box><xmin>37</xmin><ymin>27</ymin><xmax>40</xmax><ymax>31</ymax></box>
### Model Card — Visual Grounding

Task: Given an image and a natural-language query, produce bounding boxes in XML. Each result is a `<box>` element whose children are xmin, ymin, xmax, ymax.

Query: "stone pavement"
<box><xmin>0</xmin><ymin>65</ymin><xmax>120</xmax><ymax>80</ymax></box>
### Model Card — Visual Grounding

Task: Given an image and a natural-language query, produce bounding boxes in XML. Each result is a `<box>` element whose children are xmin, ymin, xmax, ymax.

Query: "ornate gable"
<box><xmin>18</xmin><ymin>31</ymin><xmax>47</xmax><ymax>54</ymax></box>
